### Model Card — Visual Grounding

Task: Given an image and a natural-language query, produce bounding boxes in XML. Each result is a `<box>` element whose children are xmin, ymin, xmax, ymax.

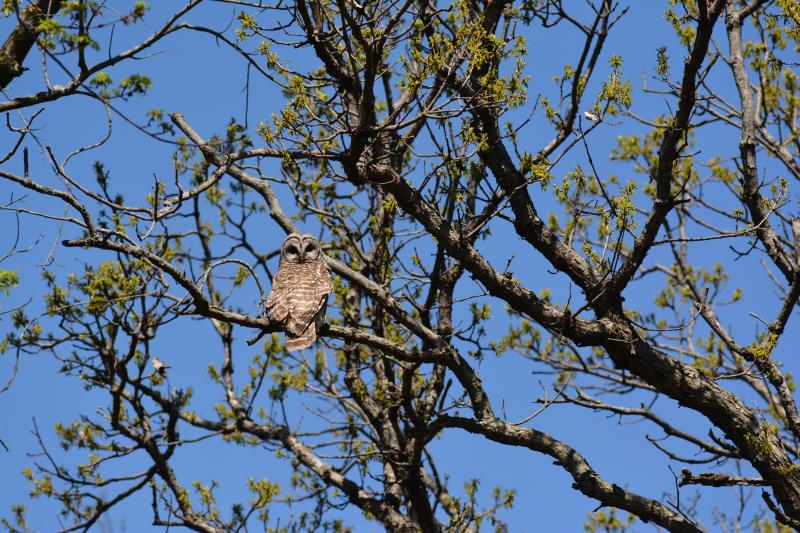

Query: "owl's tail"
<box><xmin>286</xmin><ymin>325</ymin><xmax>316</xmax><ymax>351</ymax></box>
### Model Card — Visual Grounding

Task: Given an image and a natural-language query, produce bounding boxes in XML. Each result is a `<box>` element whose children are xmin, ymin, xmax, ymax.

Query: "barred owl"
<box><xmin>266</xmin><ymin>233</ymin><xmax>332</xmax><ymax>351</ymax></box>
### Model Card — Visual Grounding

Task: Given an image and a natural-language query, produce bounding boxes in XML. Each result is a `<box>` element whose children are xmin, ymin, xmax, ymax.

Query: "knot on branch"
<box><xmin>0</xmin><ymin>54</ymin><xmax>25</xmax><ymax>80</ymax></box>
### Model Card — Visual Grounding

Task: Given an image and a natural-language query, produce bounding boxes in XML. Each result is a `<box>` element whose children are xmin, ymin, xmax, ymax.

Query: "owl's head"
<box><xmin>281</xmin><ymin>233</ymin><xmax>321</xmax><ymax>263</ymax></box>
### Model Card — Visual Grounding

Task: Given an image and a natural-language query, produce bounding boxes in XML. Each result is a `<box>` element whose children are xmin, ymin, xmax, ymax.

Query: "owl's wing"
<box><xmin>266</xmin><ymin>267</ymin><xmax>292</xmax><ymax>324</ymax></box>
<box><xmin>285</xmin><ymin>262</ymin><xmax>332</xmax><ymax>335</ymax></box>
<box><xmin>320</xmin><ymin>259</ymin><xmax>333</xmax><ymax>292</ymax></box>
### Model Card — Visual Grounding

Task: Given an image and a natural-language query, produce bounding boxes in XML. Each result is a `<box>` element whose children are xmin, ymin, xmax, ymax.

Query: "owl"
<box><xmin>266</xmin><ymin>233</ymin><xmax>332</xmax><ymax>351</ymax></box>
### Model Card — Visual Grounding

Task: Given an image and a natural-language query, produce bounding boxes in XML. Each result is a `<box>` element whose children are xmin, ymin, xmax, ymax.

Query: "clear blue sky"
<box><xmin>0</xmin><ymin>1</ymin><xmax>797</xmax><ymax>531</ymax></box>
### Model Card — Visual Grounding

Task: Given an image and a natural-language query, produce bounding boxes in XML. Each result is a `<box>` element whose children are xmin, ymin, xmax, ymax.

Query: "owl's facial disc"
<box><xmin>282</xmin><ymin>234</ymin><xmax>303</xmax><ymax>262</ymax></box>
<box><xmin>302</xmin><ymin>242</ymin><xmax>317</xmax><ymax>261</ymax></box>
<box><xmin>300</xmin><ymin>236</ymin><xmax>319</xmax><ymax>261</ymax></box>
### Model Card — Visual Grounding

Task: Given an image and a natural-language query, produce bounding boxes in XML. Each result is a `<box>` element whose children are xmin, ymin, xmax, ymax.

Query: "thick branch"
<box><xmin>604</xmin><ymin>3</ymin><xmax>725</xmax><ymax>296</ymax></box>
<box><xmin>0</xmin><ymin>0</ymin><xmax>64</xmax><ymax>89</ymax></box>
<box><xmin>724</xmin><ymin>5</ymin><xmax>795</xmax><ymax>280</ymax></box>
<box><xmin>431</xmin><ymin>416</ymin><xmax>703</xmax><ymax>533</ymax></box>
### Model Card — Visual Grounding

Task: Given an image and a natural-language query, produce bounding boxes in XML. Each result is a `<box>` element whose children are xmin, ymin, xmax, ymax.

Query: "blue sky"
<box><xmin>1</xmin><ymin>1</ymin><xmax>798</xmax><ymax>531</ymax></box>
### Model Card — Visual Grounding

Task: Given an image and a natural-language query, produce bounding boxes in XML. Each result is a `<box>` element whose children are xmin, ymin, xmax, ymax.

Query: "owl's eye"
<box><xmin>286</xmin><ymin>245</ymin><xmax>299</xmax><ymax>255</ymax></box>
<box><xmin>304</xmin><ymin>243</ymin><xmax>317</xmax><ymax>252</ymax></box>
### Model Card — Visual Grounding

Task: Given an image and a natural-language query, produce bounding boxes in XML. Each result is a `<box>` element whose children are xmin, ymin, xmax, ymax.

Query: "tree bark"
<box><xmin>0</xmin><ymin>0</ymin><xmax>63</xmax><ymax>89</ymax></box>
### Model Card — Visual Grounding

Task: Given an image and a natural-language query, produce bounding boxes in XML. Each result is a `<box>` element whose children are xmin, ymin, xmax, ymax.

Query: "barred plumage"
<box><xmin>266</xmin><ymin>233</ymin><xmax>332</xmax><ymax>351</ymax></box>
